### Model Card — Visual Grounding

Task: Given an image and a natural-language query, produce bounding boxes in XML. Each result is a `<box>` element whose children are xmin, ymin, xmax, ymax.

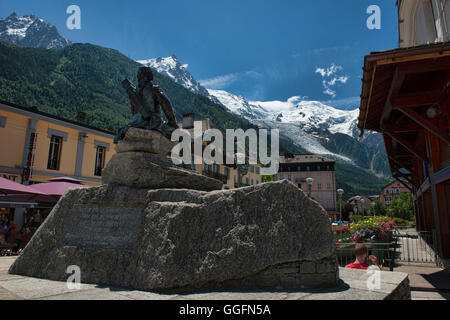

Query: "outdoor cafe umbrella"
<box><xmin>0</xmin><ymin>177</ymin><xmax>46</xmax><ymax>198</ymax></box>
<box><xmin>28</xmin><ymin>178</ymin><xmax>91</xmax><ymax>202</ymax></box>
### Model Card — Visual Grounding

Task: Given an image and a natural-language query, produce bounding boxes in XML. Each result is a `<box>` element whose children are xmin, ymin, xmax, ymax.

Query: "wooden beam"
<box><xmin>396</xmin><ymin>106</ymin><xmax>450</xmax><ymax>145</ymax></box>
<box><xmin>397</xmin><ymin>57</ymin><xmax>450</xmax><ymax>74</ymax></box>
<box><xmin>376</xmin><ymin>50</ymin><xmax>450</xmax><ymax>67</ymax></box>
<box><xmin>385</xmin><ymin>123</ymin><xmax>421</xmax><ymax>133</ymax></box>
<box><xmin>380</xmin><ymin>67</ymin><xmax>405</xmax><ymax>129</ymax></box>
<box><xmin>386</xmin><ymin>132</ymin><xmax>429</xmax><ymax>163</ymax></box>
<box><xmin>391</xmin><ymin>90</ymin><xmax>445</xmax><ymax>109</ymax></box>
<box><xmin>361</xmin><ymin>63</ymin><xmax>378</xmax><ymax>133</ymax></box>
<box><xmin>389</xmin><ymin>156</ymin><xmax>420</xmax><ymax>179</ymax></box>
<box><xmin>392</xmin><ymin>173</ymin><xmax>414</xmax><ymax>192</ymax></box>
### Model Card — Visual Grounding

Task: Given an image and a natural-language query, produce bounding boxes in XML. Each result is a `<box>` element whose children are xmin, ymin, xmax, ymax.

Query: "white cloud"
<box><xmin>199</xmin><ymin>73</ymin><xmax>239</xmax><ymax>89</ymax></box>
<box><xmin>199</xmin><ymin>70</ymin><xmax>262</xmax><ymax>90</ymax></box>
<box><xmin>315</xmin><ymin>64</ymin><xmax>349</xmax><ymax>98</ymax></box>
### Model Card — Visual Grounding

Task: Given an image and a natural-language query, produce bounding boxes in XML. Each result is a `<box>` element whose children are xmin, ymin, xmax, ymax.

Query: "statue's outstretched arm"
<box><xmin>155</xmin><ymin>87</ymin><xmax>178</xmax><ymax>127</ymax></box>
<box><xmin>122</xmin><ymin>79</ymin><xmax>142</xmax><ymax>115</ymax></box>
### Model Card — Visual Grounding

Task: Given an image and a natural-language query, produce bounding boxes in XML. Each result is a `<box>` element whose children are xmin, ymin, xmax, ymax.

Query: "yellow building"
<box><xmin>0</xmin><ymin>100</ymin><xmax>115</xmax><ymax>186</ymax></box>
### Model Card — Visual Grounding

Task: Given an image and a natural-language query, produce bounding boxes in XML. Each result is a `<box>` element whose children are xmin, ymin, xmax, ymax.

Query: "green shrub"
<box><xmin>350</xmin><ymin>215</ymin><xmax>364</xmax><ymax>223</ymax></box>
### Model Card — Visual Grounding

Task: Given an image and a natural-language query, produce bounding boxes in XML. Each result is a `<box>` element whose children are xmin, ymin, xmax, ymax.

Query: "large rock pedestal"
<box><xmin>9</xmin><ymin>181</ymin><xmax>338</xmax><ymax>292</ymax></box>
<box><xmin>9</xmin><ymin>128</ymin><xmax>339</xmax><ymax>292</ymax></box>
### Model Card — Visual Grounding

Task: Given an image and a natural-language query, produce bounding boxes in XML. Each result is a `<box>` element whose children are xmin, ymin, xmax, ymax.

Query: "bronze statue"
<box><xmin>115</xmin><ymin>67</ymin><xmax>178</xmax><ymax>142</ymax></box>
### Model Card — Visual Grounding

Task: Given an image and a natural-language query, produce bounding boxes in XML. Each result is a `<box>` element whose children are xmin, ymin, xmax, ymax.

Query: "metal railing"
<box><xmin>394</xmin><ymin>230</ymin><xmax>437</xmax><ymax>265</ymax></box>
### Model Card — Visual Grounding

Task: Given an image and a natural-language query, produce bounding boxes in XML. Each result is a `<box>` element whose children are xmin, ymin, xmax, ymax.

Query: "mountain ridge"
<box><xmin>0</xmin><ymin>12</ymin><xmax>71</xmax><ymax>49</ymax></box>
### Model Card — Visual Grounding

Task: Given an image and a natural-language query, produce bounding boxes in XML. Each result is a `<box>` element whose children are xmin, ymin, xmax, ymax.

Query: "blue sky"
<box><xmin>1</xmin><ymin>0</ymin><xmax>399</xmax><ymax>108</ymax></box>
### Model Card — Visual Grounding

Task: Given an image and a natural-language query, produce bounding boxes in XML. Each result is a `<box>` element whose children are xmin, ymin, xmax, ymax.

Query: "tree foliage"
<box><xmin>368</xmin><ymin>199</ymin><xmax>387</xmax><ymax>217</ymax></box>
<box><xmin>389</xmin><ymin>192</ymin><xmax>415</xmax><ymax>221</ymax></box>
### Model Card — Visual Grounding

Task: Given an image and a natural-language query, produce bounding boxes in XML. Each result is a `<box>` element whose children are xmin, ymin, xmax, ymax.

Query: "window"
<box><xmin>415</xmin><ymin>0</ymin><xmax>437</xmax><ymax>45</ymax></box>
<box><xmin>47</xmin><ymin>135</ymin><xmax>63</xmax><ymax>170</ymax></box>
<box><xmin>318</xmin><ymin>183</ymin><xmax>322</xmax><ymax>190</ymax></box>
<box><xmin>318</xmin><ymin>192</ymin><xmax>323</xmax><ymax>200</ymax></box>
<box><xmin>445</xmin><ymin>1</ymin><xmax>450</xmax><ymax>35</ymax></box>
<box><xmin>255</xmin><ymin>167</ymin><xmax>260</xmax><ymax>175</ymax></box>
<box><xmin>249</xmin><ymin>166</ymin><xmax>254</xmax><ymax>173</ymax></box>
<box><xmin>327</xmin><ymin>183</ymin><xmax>331</xmax><ymax>189</ymax></box>
<box><xmin>327</xmin><ymin>192</ymin><xmax>332</xmax><ymax>200</ymax></box>
<box><xmin>95</xmin><ymin>146</ymin><xmax>106</xmax><ymax>176</ymax></box>
<box><xmin>224</xmin><ymin>167</ymin><xmax>230</xmax><ymax>179</ymax></box>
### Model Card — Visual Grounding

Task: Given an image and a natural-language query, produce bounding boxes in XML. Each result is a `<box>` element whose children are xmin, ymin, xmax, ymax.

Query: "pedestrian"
<box><xmin>346</xmin><ymin>243</ymin><xmax>381</xmax><ymax>270</ymax></box>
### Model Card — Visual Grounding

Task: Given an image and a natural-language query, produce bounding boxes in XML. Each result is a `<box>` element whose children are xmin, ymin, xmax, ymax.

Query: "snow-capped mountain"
<box><xmin>138</xmin><ymin>55</ymin><xmax>388</xmax><ymax>175</ymax></box>
<box><xmin>0</xmin><ymin>13</ymin><xmax>71</xmax><ymax>49</ymax></box>
<box><xmin>207</xmin><ymin>89</ymin><xmax>270</xmax><ymax>120</ymax></box>
<box><xmin>137</xmin><ymin>55</ymin><xmax>225</xmax><ymax>105</ymax></box>
<box><xmin>210</xmin><ymin>90</ymin><xmax>360</xmax><ymax>137</ymax></box>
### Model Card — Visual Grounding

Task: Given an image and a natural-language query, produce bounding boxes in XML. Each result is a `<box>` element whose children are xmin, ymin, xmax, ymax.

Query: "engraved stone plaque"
<box><xmin>62</xmin><ymin>205</ymin><xmax>142</xmax><ymax>251</ymax></box>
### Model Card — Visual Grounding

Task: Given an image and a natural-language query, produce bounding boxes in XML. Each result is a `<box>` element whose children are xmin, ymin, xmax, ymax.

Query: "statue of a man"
<box><xmin>115</xmin><ymin>66</ymin><xmax>178</xmax><ymax>142</ymax></box>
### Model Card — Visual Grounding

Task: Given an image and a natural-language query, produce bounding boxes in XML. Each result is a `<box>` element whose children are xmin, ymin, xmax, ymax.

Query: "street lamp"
<box><xmin>306</xmin><ymin>177</ymin><xmax>314</xmax><ymax>198</ymax></box>
<box><xmin>360</xmin><ymin>198</ymin><xmax>365</xmax><ymax>218</ymax></box>
<box><xmin>337</xmin><ymin>189</ymin><xmax>344</xmax><ymax>223</ymax></box>
<box><xmin>354</xmin><ymin>196</ymin><xmax>361</xmax><ymax>216</ymax></box>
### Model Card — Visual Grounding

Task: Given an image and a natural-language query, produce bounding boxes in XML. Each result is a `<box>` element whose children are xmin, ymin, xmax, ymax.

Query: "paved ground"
<box><xmin>392</xmin><ymin>228</ymin><xmax>450</xmax><ymax>300</ymax></box>
<box><xmin>394</xmin><ymin>264</ymin><xmax>450</xmax><ymax>300</ymax></box>
<box><xmin>0</xmin><ymin>257</ymin><xmax>409</xmax><ymax>300</ymax></box>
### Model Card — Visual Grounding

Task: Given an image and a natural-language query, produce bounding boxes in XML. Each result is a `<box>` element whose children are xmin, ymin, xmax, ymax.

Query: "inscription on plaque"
<box><xmin>62</xmin><ymin>206</ymin><xmax>142</xmax><ymax>250</ymax></box>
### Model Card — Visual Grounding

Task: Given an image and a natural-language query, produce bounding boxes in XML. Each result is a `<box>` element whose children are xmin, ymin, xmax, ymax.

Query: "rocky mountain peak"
<box><xmin>0</xmin><ymin>13</ymin><xmax>71</xmax><ymax>49</ymax></box>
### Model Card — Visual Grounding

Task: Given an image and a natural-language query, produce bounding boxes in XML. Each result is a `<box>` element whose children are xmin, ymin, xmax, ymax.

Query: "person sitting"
<box><xmin>346</xmin><ymin>243</ymin><xmax>381</xmax><ymax>270</ymax></box>
<box><xmin>4</xmin><ymin>224</ymin><xmax>21</xmax><ymax>247</ymax></box>
<box><xmin>0</xmin><ymin>228</ymin><xmax>7</xmax><ymax>246</ymax></box>
<box><xmin>19</xmin><ymin>227</ymin><xmax>32</xmax><ymax>249</ymax></box>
